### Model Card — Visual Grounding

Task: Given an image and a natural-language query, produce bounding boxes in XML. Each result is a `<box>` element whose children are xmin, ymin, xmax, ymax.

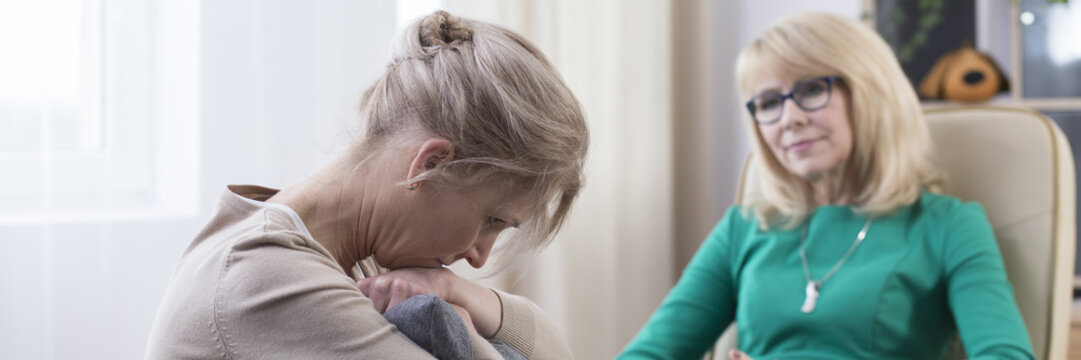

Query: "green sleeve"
<box><xmin>943</xmin><ymin>203</ymin><xmax>1036</xmax><ymax>360</ymax></box>
<box><xmin>618</xmin><ymin>208</ymin><xmax>742</xmax><ymax>359</ymax></box>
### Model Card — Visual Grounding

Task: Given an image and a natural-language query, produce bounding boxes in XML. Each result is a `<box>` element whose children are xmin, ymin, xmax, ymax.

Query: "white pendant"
<box><xmin>801</xmin><ymin>281</ymin><xmax>820</xmax><ymax>314</ymax></box>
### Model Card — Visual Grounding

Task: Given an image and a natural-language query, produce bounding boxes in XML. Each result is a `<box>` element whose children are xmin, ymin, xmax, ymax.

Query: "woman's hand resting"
<box><xmin>356</xmin><ymin>267</ymin><xmax>503</xmax><ymax>338</ymax></box>
<box><xmin>356</xmin><ymin>267</ymin><xmax>453</xmax><ymax>313</ymax></box>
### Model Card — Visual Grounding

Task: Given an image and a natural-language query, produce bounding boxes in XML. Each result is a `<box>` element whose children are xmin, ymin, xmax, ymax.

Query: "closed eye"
<box><xmin>488</xmin><ymin>216</ymin><xmax>518</xmax><ymax>229</ymax></box>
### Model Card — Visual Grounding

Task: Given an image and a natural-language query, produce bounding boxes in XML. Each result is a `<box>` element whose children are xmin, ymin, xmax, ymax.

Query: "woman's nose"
<box><xmin>462</xmin><ymin>242</ymin><xmax>492</xmax><ymax>268</ymax></box>
<box><xmin>778</xmin><ymin>98</ymin><xmax>809</xmax><ymax>128</ymax></box>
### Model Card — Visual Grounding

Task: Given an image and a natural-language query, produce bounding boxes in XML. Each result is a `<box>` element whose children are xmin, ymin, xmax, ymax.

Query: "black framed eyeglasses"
<box><xmin>745</xmin><ymin>76</ymin><xmax>842</xmax><ymax>125</ymax></box>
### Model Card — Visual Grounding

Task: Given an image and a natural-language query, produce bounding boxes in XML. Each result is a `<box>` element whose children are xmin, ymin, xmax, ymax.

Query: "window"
<box><xmin>0</xmin><ymin>0</ymin><xmax>199</xmax><ymax>224</ymax></box>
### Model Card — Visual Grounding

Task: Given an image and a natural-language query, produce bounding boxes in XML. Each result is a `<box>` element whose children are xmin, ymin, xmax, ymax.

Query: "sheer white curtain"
<box><xmin>0</xmin><ymin>1</ymin><xmax>199</xmax><ymax>358</ymax></box>
<box><xmin>438</xmin><ymin>1</ymin><xmax>739</xmax><ymax>358</ymax></box>
<box><xmin>0</xmin><ymin>0</ymin><xmax>199</xmax><ymax>224</ymax></box>
<box><xmin>439</xmin><ymin>2</ymin><xmax>863</xmax><ymax>357</ymax></box>
<box><xmin>0</xmin><ymin>1</ymin><xmax>397</xmax><ymax>359</ymax></box>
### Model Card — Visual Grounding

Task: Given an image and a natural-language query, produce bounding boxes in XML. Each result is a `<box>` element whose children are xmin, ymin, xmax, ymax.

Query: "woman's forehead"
<box><xmin>750</xmin><ymin>69</ymin><xmax>805</xmax><ymax>94</ymax></box>
<box><xmin>743</xmin><ymin>55</ymin><xmax>790</xmax><ymax>90</ymax></box>
<box><xmin>751</xmin><ymin>68</ymin><xmax>835</xmax><ymax>95</ymax></box>
<box><xmin>744</xmin><ymin>50</ymin><xmax>829</xmax><ymax>93</ymax></box>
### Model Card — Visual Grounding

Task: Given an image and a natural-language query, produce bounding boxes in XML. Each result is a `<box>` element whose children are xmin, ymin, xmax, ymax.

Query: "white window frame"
<box><xmin>0</xmin><ymin>0</ymin><xmax>199</xmax><ymax>225</ymax></box>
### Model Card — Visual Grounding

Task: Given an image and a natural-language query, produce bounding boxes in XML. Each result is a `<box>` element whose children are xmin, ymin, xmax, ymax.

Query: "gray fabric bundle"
<box><xmin>384</xmin><ymin>295</ymin><xmax>525</xmax><ymax>360</ymax></box>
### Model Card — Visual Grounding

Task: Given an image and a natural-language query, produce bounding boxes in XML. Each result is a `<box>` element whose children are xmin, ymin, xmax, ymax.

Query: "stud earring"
<box><xmin>406</xmin><ymin>182</ymin><xmax>419</xmax><ymax>191</ymax></box>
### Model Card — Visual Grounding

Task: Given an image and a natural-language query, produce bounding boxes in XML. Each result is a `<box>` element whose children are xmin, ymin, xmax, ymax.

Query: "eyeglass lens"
<box><xmin>751</xmin><ymin>77</ymin><xmax>832</xmax><ymax>123</ymax></box>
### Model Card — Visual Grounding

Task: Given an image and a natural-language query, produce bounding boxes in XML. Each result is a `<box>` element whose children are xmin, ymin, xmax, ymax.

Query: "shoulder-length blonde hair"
<box><xmin>735</xmin><ymin>12</ymin><xmax>940</xmax><ymax>229</ymax></box>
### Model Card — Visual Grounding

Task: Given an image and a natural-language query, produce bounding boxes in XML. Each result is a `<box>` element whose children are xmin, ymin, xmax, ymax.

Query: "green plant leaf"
<box><xmin>912</xmin><ymin>32</ymin><xmax>928</xmax><ymax>47</ymax></box>
<box><xmin>900</xmin><ymin>47</ymin><xmax>914</xmax><ymax>62</ymax></box>
<box><xmin>920</xmin><ymin>12</ymin><xmax>942</xmax><ymax>28</ymax></box>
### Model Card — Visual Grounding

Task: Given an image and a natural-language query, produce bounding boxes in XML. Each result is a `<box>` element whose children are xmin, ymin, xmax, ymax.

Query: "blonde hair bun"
<box><xmin>418</xmin><ymin>10</ymin><xmax>473</xmax><ymax>47</ymax></box>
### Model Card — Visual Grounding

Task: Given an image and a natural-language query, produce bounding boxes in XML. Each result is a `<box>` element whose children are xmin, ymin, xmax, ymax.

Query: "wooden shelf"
<box><xmin>921</xmin><ymin>97</ymin><xmax>1081</xmax><ymax>112</ymax></box>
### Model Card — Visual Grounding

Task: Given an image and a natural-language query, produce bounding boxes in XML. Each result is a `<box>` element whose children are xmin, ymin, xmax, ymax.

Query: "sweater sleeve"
<box><xmin>489</xmin><ymin>288</ymin><xmax>574</xmax><ymax>359</ymax></box>
<box><xmin>617</xmin><ymin>208</ymin><xmax>741</xmax><ymax>359</ymax></box>
<box><xmin>942</xmin><ymin>203</ymin><xmax>1036</xmax><ymax>360</ymax></box>
<box><xmin>215</xmin><ymin>232</ymin><xmax>437</xmax><ymax>359</ymax></box>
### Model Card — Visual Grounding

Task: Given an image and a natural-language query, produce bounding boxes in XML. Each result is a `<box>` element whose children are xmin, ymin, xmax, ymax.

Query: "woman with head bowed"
<box><xmin>147</xmin><ymin>10</ymin><xmax>587</xmax><ymax>359</ymax></box>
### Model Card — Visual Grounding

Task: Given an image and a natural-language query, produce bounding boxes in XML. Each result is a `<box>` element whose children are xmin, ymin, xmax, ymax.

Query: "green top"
<box><xmin>619</xmin><ymin>191</ymin><xmax>1035</xmax><ymax>359</ymax></box>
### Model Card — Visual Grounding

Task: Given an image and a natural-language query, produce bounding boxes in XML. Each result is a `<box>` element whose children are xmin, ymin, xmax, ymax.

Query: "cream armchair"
<box><xmin>710</xmin><ymin>106</ymin><xmax>1076</xmax><ymax>360</ymax></box>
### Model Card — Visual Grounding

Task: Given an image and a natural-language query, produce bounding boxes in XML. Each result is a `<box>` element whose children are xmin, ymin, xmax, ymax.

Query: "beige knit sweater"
<box><xmin>145</xmin><ymin>185</ymin><xmax>572</xmax><ymax>359</ymax></box>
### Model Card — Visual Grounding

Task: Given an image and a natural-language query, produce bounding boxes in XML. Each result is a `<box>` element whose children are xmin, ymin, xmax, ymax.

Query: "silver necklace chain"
<box><xmin>799</xmin><ymin>216</ymin><xmax>873</xmax><ymax>311</ymax></box>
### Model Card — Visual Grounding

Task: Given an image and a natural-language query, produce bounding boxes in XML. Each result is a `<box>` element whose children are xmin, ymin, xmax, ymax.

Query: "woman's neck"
<box><xmin>810</xmin><ymin>166</ymin><xmax>849</xmax><ymax>207</ymax></box>
<box><xmin>269</xmin><ymin>154</ymin><xmax>379</xmax><ymax>275</ymax></box>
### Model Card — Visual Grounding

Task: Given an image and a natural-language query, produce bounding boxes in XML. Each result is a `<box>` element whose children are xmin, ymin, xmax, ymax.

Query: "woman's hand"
<box><xmin>356</xmin><ymin>267</ymin><xmax>452</xmax><ymax>313</ymax></box>
<box><xmin>729</xmin><ymin>350</ymin><xmax>754</xmax><ymax>360</ymax></box>
<box><xmin>356</xmin><ymin>267</ymin><xmax>503</xmax><ymax>338</ymax></box>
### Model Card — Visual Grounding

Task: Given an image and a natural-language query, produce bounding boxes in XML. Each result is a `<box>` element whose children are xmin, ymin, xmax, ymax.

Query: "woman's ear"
<box><xmin>406</xmin><ymin>138</ymin><xmax>455</xmax><ymax>183</ymax></box>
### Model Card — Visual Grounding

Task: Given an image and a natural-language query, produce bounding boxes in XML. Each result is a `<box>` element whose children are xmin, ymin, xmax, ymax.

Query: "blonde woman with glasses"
<box><xmin>147</xmin><ymin>11</ymin><xmax>585</xmax><ymax>359</ymax></box>
<box><xmin>620</xmin><ymin>12</ymin><xmax>1034</xmax><ymax>360</ymax></box>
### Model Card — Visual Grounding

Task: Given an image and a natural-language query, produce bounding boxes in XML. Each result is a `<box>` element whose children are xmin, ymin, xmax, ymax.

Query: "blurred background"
<box><xmin>1</xmin><ymin>0</ymin><xmax>1078</xmax><ymax>359</ymax></box>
